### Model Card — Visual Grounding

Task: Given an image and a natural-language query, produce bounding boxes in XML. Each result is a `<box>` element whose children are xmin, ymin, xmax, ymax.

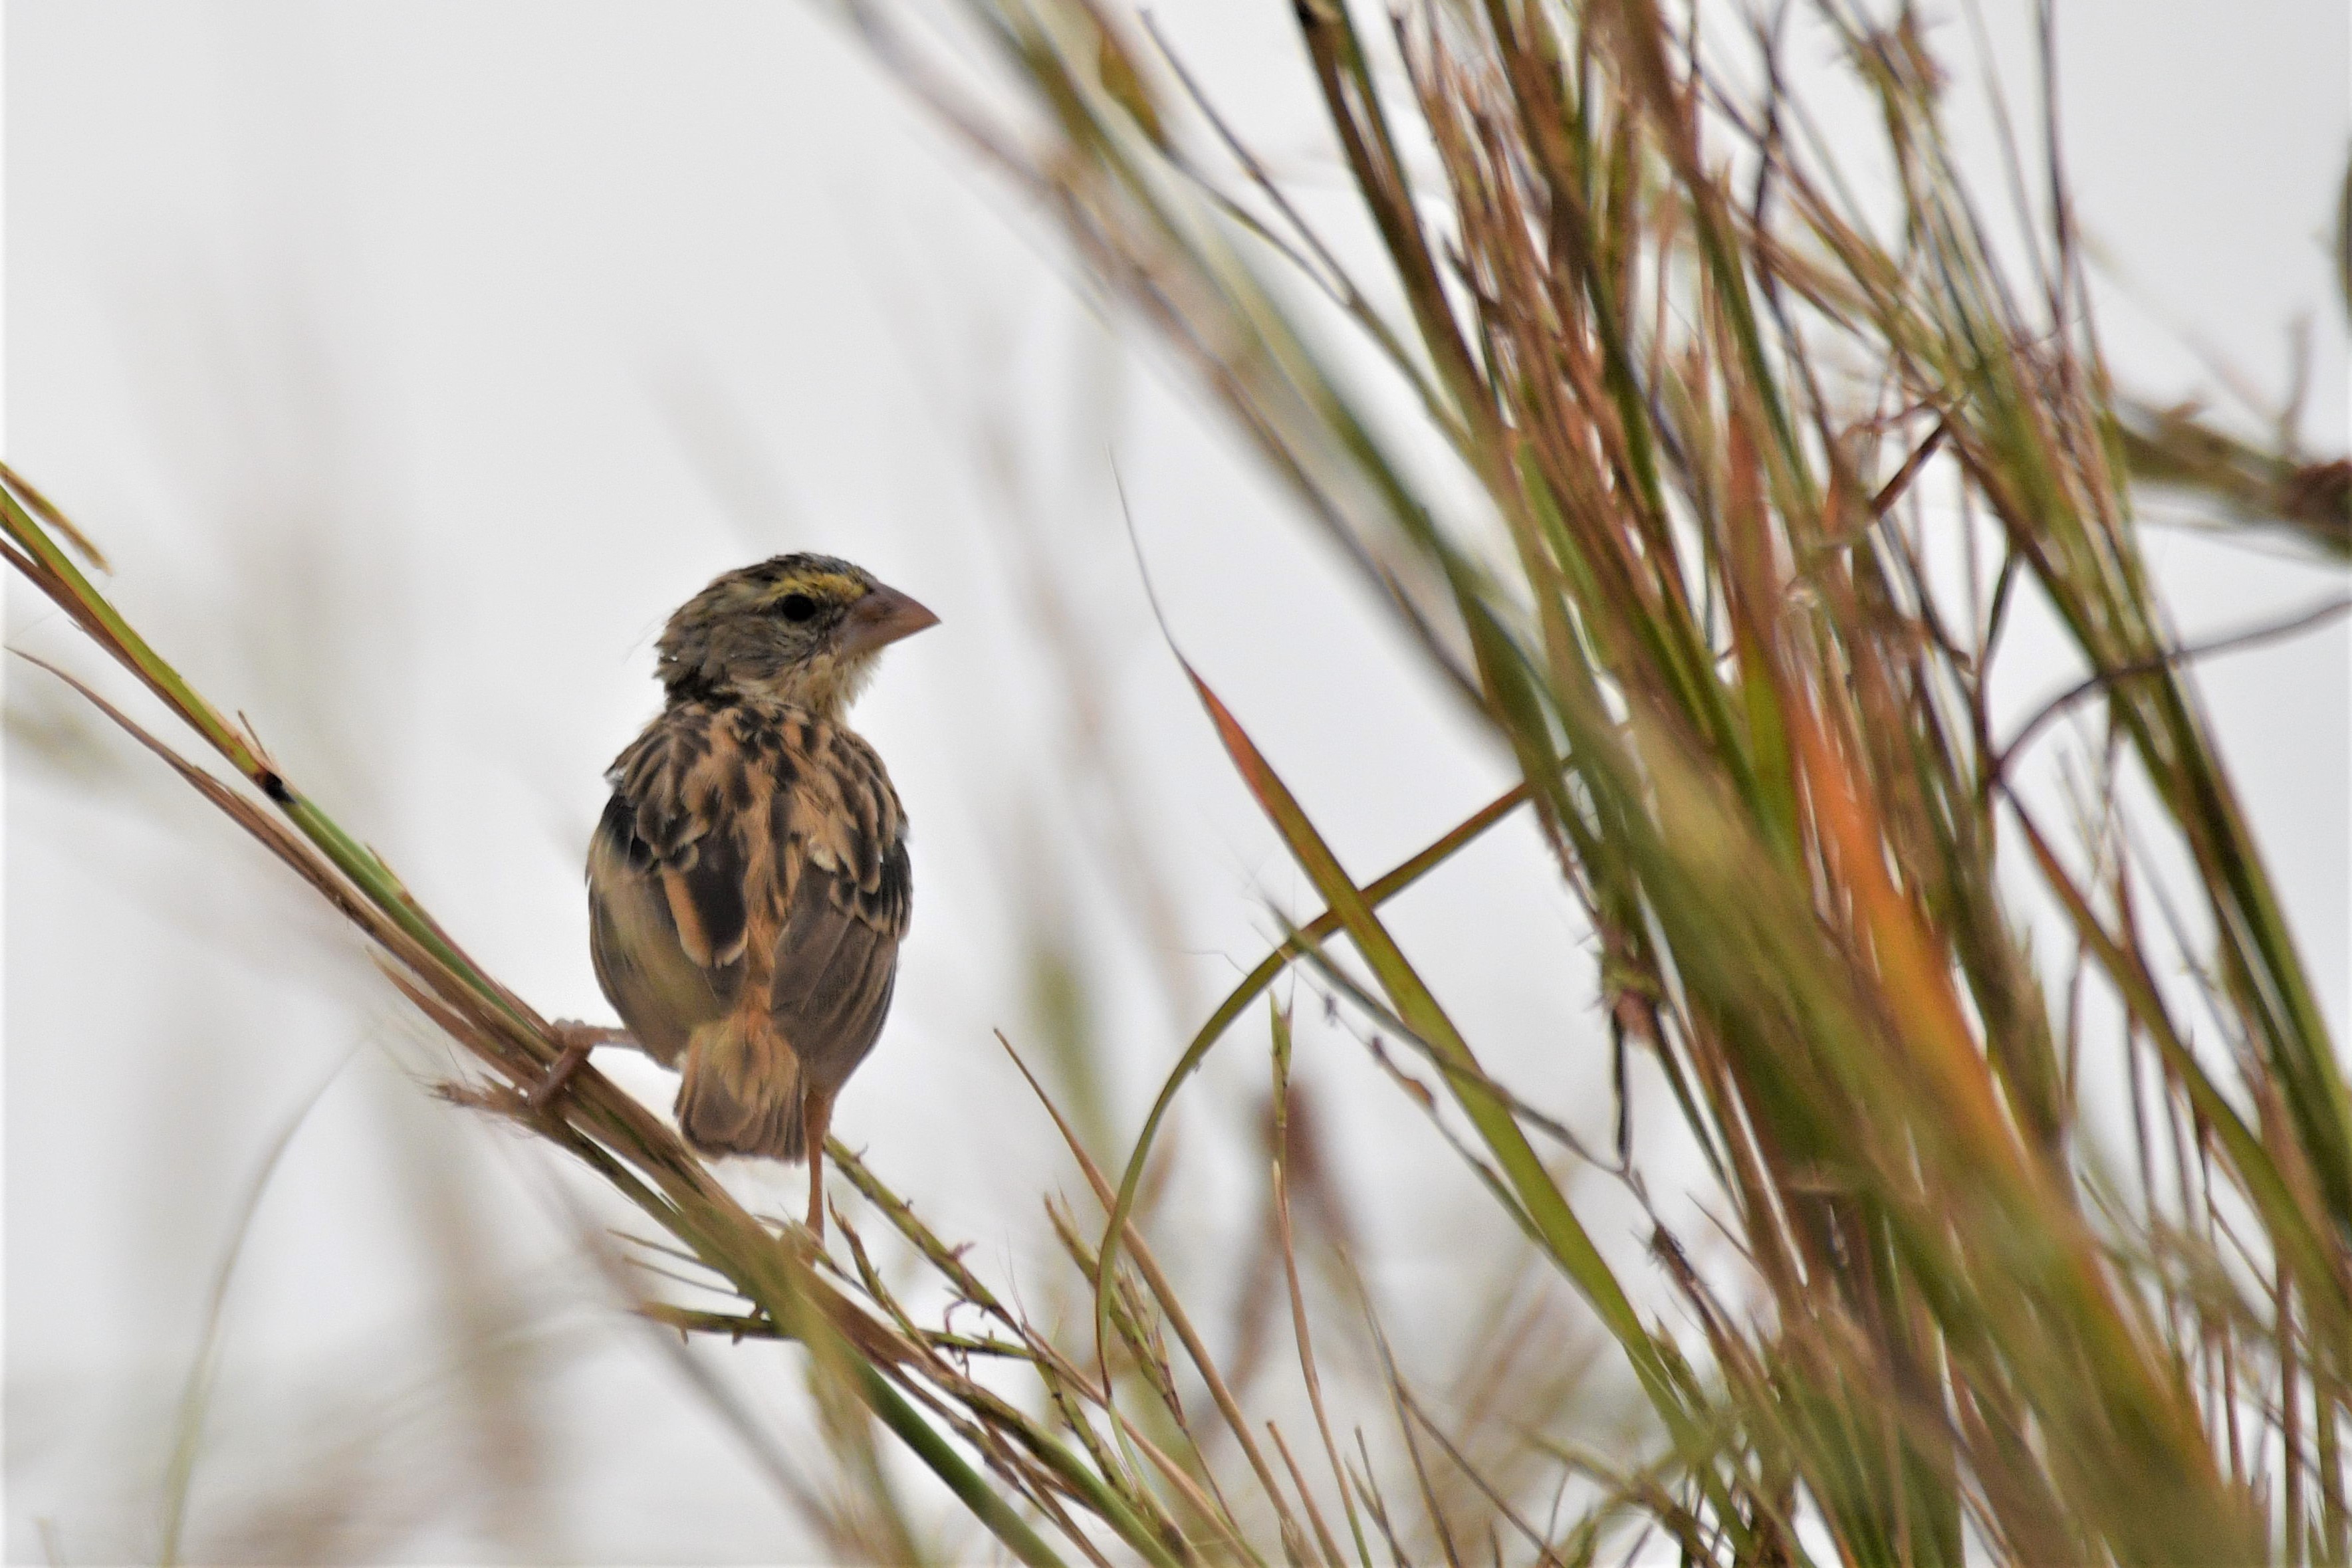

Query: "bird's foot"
<box><xmin>521</xmin><ymin>1020</ymin><xmax>633</xmax><ymax>1109</ymax></box>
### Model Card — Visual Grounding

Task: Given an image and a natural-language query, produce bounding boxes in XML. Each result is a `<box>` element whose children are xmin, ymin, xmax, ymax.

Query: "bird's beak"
<box><xmin>839</xmin><ymin>583</ymin><xmax>940</xmax><ymax>659</ymax></box>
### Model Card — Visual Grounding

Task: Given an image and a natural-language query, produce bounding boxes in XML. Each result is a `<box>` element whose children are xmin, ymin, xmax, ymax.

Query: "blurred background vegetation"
<box><xmin>5</xmin><ymin>2</ymin><xmax>2347</xmax><ymax>1563</ymax></box>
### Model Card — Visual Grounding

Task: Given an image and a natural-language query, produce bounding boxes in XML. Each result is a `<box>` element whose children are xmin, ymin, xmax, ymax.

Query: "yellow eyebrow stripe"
<box><xmin>765</xmin><ymin>572</ymin><xmax>863</xmax><ymax>604</ymax></box>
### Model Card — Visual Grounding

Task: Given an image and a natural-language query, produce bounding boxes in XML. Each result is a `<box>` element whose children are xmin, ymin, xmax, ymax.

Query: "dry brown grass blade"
<box><xmin>1002</xmin><ymin>1032</ymin><xmax>1308</xmax><ymax>1565</ymax></box>
<box><xmin>0</xmin><ymin>459</ymin><xmax>112</xmax><ymax>570</ymax></box>
<box><xmin>1270</xmin><ymin>1006</ymin><xmax>1373</xmax><ymax>1568</ymax></box>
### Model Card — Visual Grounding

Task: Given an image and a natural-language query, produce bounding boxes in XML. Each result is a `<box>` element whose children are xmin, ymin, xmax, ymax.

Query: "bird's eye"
<box><xmin>777</xmin><ymin>592</ymin><xmax>818</xmax><ymax>622</ymax></box>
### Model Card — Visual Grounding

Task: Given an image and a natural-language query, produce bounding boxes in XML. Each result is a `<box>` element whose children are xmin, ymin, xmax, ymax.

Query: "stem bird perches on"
<box><xmin>1</xmin><ymin>471</ymin><xmax>1078</xmax><ymax>1568</ymax></box>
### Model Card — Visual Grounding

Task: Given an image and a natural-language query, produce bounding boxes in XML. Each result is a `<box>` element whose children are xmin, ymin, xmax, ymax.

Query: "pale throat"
<box><xmin>753</xmin><ymin>647</ymin><xmax>882</xmax><ymax>721</ymax></box>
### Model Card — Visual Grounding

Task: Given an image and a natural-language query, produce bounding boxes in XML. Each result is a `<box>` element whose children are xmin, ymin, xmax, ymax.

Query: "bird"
<box><xmin>536</xmin><ymin>554</ymin><xmax>937</xmax><ymax>1240</ymax></box>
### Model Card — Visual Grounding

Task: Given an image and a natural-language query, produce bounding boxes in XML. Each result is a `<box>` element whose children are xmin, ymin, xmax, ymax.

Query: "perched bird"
<box><xmin>540</xmin><ymin>554</ymin><xmax>937</xmax><ymax>1239</ymax></box>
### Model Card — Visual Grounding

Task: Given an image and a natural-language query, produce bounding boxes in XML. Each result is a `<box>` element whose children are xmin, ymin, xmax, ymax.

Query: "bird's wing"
<box><xmin>764</xmin><ymin>723</ymin><xmax>911</xmax><ymax>1092</ymax></box>
<box><xmin>589</xmin><ymin>703</ymin><xmax>749</xmax><ymax>1065</ymax></box>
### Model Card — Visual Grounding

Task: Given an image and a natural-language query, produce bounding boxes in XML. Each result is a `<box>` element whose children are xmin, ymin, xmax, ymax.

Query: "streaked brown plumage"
<box><xmin>555</xmin><ymin>553</ymin><xmax>935</xmax><ymax>1238</ymax></box>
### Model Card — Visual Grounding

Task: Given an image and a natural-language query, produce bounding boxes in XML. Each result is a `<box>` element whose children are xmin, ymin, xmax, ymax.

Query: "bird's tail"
<box><xmin>675</xmin><ymin>1016</ymin><xmax>806</xmax><ymax>1162</ymax></box>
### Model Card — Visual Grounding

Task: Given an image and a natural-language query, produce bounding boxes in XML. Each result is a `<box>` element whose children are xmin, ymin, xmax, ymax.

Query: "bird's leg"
<box><xmin>523</xmin><ymin>1020</ymin><xmax>634</xmax><ymax>1109</ymax></box>
<box><xmin>801</xmin><ymin>1085</ymin><xmax>839</xmax><ymax>1241</ymax></box>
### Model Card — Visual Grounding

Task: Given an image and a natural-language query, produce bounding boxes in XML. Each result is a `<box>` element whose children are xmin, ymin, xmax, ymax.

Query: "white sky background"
<box><xmin>3</xmin><ymin>3</ymin><xmax>2345</xmax><ymax>1562</ymax></box>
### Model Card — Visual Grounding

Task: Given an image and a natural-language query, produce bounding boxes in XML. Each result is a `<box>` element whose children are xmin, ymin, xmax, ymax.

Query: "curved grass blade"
<box><xmin>1087</xmin><ymin>780</ymin><xmax>1526</xmax><ymax>1360</ymax></box>
<box><xmin>158</xmin><ymin>1050</ymin><xmax>353</xmax><ymax>1566</ymax></box>
<box><xmin>1135</xmin><ymin>661</ymin><xmax>1754</xmax><ymax>1548</ymax></box>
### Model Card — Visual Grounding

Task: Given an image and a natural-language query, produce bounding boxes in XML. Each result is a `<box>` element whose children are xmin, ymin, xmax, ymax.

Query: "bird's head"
<box><xmin>655</xmin><ymin>554</ymin><xmax>939</xmax><ymax>717</ymax></box>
